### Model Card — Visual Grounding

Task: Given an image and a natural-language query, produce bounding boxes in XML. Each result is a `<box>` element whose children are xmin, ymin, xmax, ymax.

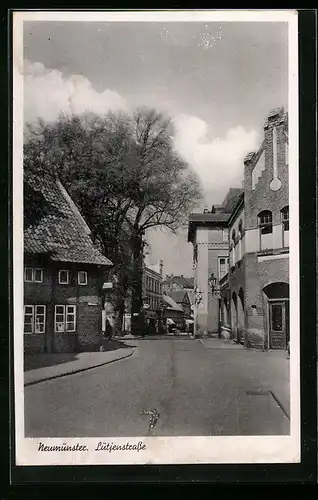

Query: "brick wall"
<box><xmin>244</xmin><ymin>108</ymin><xmax>288</xmax><ymax>231</ymax></box>
<box><xmin>24</xmin><ymin>258</ymin><xmax>108</xmax><ymax>353</ymax></box>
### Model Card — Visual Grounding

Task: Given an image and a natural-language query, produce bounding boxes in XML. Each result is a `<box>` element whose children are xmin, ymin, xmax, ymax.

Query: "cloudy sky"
<box><xmin>23</xmin><ymin>19</ymin><xmax>288</xmax><ymax>277</ymax></box>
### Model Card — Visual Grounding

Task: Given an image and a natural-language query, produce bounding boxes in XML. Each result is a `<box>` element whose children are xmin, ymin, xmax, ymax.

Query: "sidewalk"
<box><xmin>199</xmin><ymin>336</ymin><xmax>290</xmax><ymax>418</ymax></box>
<box><xmin>199</xmin><ymin>337</ymin><xmax>244</xmax><ymax>349</ymax></box>
<box><xmin>24</xmin><ymin>346</ymin><xmax>135</xmax><ymax>387</ymax></box>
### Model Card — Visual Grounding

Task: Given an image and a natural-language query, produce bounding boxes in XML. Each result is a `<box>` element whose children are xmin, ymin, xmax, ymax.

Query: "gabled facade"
<box><xmin>167</xmin><ymin>290</ymin><xmax>192</xmax><ymax>319</ymax></box>
<box><xmin>24</xmin><ymin>173</ymin><xmax>113</xmax><ymax>354</ymax></box>
<box><xmin>188</xmin><ymin>106</ymin><xmax>289</xmax><ymax>350</ymax></box>
<box><xmin>219</xmin><ymin>107</ymin><xmax>289</xmax><ymax>350</ymax></box>
<box><xmin>162</xmin><ymin>294</ymin><xmax>185</xmax><ymax>330</ymax></box>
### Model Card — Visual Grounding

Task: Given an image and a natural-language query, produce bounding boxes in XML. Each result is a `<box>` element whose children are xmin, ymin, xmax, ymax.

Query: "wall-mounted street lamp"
<box><xmin>208</xmin><ymin>273</ymin><xmax>217</xmax><ymax>295</ymax></box>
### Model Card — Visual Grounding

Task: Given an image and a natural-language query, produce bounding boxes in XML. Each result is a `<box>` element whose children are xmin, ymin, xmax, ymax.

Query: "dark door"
<box><xmin>269</xmin><ymin>301</ymin><xmax>288</xmax><ymax>349</ymax></box>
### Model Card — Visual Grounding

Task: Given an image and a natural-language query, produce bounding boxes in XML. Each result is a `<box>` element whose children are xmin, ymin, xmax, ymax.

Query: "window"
<box><xmin>218</xmin><ymin>257</ymin><xmax>229</xmax><ymax>280</ymax></box>
<box><xmin>24</xmin><ymin>268</ymin><xmax>43</xmax><ymax>283</ymax></box>
<box><xmin>54</xmin><ymin>305</ymin><xmax>76</xmax><ymax>333</ymax></box>
<box><xmin>258</xmin><ymin>211</ymin><xmax>272</xmax><ymax>234</ymax></box>
<box><xmin>24</xmin><ymin>305</ymin><xmax>34</xmax><ymax>333</ymax></box>
<box><xmin>258</xmin><ymin>210</ymin><xmax>273</xmax><ymax>250</ymax></box>
<box><xmin>238</xmin><ymin>220</ymin><xmax>243</xmax><ymax>261</ymax></box>
<box><xmin>281</xmin><ymin>206</ymin><xmax>289</xmax><ymax>231</ymax></box>
<box><xmin>34</xmin><ymin>268</ymin><xmax>43</xmax><ymax>282</ymax></box>
<box><xmin>25</xmin><ymin>268</ymin><xmax>33</xmax><ymax>282</ymax></box>
<box><xmin>58</xmin><ymin>270</ymin><xmax>70</xmax><ymax>284</ymax></box>
<box><xmin>78</xmin><ymin>271</ymin><xmax>88</xmax><ymax>285</ymax></box>
<box><xmin>231</xmin><ymin>230</ymin><xmax>236</xmax><ymax>265</ymax></box>
<box><xmin>222</xmin><ymin>228</ymin><xmax>228</xmax><ymax>242</ymax></box>
<box><xmin>24</xmin><ymin>305</ymin><xmax>46</xmax><ymax>334</ymax></box>
<box><xmin>281</xmin><ymin>206</ymin><xmax>289</xmax><ymax>247</ymax></box>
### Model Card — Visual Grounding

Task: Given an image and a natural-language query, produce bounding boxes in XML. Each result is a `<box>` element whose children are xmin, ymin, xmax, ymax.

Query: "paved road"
<box><xmin>24</xmin><ymin>338</ymin><xmax>290</xmax><ymax>437</ymax></box>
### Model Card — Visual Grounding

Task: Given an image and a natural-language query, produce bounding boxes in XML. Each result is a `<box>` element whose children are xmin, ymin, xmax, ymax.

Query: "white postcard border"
<box><xmin>13</xmin><ymin>9</ymin><xmax>300</xmax><ymax>466</ymax></box>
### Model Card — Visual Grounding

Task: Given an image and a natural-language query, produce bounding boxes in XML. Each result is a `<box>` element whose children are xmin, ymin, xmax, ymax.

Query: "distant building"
<box><xmin>142</xmin><ymin>262</ymin><xmax>164</xmax><ymax>333</ymax></box>
<box><xmin>167</xmin><ymin>290</ymin><xmax>192</xmax><ymax>319</ymax></box>
<box><xmin>162</xmin><ymin>274</ymin><xmax>194</xmax><ymax>294</ymax></box>
<box><xmin>24</xmin><ymin>172</ymin><xmax>113</xmax><ymax>354</ymax></box>
<box><xmin>188</xmin><ymin>190</ymin><xmax>241</xmax><ymax>336</ymax></box>
<box><xmin>162</xmin><ymin>294</ymin><xmax>185</xmax><ymax>330</ymax></box>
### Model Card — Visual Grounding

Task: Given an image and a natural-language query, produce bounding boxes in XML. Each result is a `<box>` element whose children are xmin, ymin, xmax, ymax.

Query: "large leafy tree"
<box><xmin>24</xmin><ymin>108</ymin><xmax>202</xmax><ymax>335</ymax></box>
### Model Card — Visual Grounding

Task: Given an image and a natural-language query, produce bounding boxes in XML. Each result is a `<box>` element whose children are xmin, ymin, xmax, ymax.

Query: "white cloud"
<box><xmin>23</xmin><ymin>59</ymin><xmax>259</xmax><ymax>206</ymax></box>
<box><xmin>172</xmin><ymin>114</ymin><xmax>260</xmax><ymax>199</ymax></box>
<box><xmin>24</xmin><ymin>59</ymin><xmax>128</xmax><ymax>124</ymax></box>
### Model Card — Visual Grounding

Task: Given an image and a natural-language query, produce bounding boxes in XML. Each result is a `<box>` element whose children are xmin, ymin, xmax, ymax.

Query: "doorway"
<box><xmin>268</xmin><ymin>301</ymin><xmax>289</xmax><ymax>349</ymax></box>
<box><xmin>263</xmin><ymin>282</ymin><xmax>289</xmax><ymax>350</ymax></box>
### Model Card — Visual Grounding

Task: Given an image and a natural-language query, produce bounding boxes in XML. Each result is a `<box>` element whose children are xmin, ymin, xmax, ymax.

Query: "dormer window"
<box><xmin>58</xmin><ymin>270</ymin><xmax>70</xmax><ymax>284</ymax></box>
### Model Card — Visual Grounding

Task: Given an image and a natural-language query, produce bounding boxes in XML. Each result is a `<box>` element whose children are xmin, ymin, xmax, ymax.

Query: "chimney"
<box><xmin>264</xmin><ymin>106</ymin><xmax>285</xmax><ymax>130</ymax></box>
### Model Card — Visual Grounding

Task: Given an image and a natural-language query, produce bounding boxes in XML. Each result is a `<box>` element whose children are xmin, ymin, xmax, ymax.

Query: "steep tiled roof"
<box><xmin>168</xmin><ymin>291</ymin><xmax>188</xmax><ymax>304</ymax></box>
<box><xmin>173</xmin><ymin>276</ymin><xmax>194</xmax><ymax>289</ymax></box>
<box><xmin>221</xmin><ymin>188</ymin><xmax>244</xmax><ymax>213</ymax></box>
<box><xmin>163</xmin><ymin>295</ymin><xmax>184</xmax><ymax>312</ymax></box>
<box><xmin>24</xmin><ymin>173</ymin><xmax>113</xmax><ymax>267</ymax></box>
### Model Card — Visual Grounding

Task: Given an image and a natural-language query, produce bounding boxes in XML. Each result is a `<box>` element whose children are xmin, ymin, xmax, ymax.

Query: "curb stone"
<box><xmin>24</xmin><ymin>349</ymin><xmax>135</xmax><ymax>387</ymax></box>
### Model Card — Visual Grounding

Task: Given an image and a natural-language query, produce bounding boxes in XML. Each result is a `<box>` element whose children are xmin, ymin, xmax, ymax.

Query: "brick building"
<box><xmin>24</xmin><ymin>173</ymin><xmax>113</xmax><ymax>354</ymax></box>
<box><xmin>219</xmin><ymin>107</ymin><xmax>289</xmax><ymax>350</ymax></box>
<box><xmin>188</xmin><ymin>107</ymin><xmax>289</xmax><ymax>350</ymax></box>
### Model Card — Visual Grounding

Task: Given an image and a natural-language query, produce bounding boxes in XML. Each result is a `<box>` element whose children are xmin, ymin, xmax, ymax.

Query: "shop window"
<box><xmin>258</xmin><ymin>210</ymin><xmax>273</xmax><ymax>250</ymax></box>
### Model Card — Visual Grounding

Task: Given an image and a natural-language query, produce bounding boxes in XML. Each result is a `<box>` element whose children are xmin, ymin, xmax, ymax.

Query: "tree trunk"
<box><xmin>131</xmin><ymin>233</ymin><xmax>144</xmax><ymax>337</ymax></box>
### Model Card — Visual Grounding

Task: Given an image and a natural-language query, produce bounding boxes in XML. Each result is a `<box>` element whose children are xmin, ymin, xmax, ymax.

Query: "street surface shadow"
<box><xmin>24</xmin><ymin>340</ymin><xmax>136</xmax><ymax>371</ymax></box>
<box><xmin>24</xmin><ymin>353</ymin><xmax>80</xmax><ymax>371</ymax></box>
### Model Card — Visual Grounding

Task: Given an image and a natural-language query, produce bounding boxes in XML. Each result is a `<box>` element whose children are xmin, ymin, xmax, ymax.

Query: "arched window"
<box><xmin>238</xmin><ymin>219</ymin><xmax>243</xmax><ymax>261</ymax></box>
<box><xmin>281</xmin><ymin>206</ymin><xmax>289</xmax><ymax>247</ymax></box>
<box><xmin>258</xmin><ymin>210</ymin><xmax>273</xmax><ymax>250</ymax></box>
<box><xmin>231</xmin><ymin>229</ymin><xmax>236</xmax><ymax>266</ymax></box>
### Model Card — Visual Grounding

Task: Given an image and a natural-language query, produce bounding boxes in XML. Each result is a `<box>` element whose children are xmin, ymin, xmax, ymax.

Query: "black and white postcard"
<box><xmin>12</xmin><ymin>9</ymin><xmax>300</xmax><ymax>466</ymax></box>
